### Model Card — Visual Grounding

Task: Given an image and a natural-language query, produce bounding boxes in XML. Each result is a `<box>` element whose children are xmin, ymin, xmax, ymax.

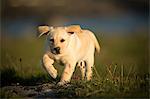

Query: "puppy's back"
<box><xmin>82</xmin><ymin>30</ymin><xmax>100</xmax><ymax>53</ymax></box>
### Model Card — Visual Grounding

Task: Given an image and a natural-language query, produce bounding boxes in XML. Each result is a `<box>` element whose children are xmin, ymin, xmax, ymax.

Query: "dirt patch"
<box><xmin>1</xmin><ymin>83</ymin><xmax>68</xmax><ymax>98</ymax></box>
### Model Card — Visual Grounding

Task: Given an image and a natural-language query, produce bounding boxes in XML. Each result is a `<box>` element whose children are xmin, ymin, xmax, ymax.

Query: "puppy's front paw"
<box><xmin>50</xmin><ymin>70</ymin><xmax>57</xmax><ymax>79</ymax></box>
<box><xmin>57</xmin><ymin>82</ymin><xmax>64</xmax><ymax>86</ymax></box>
<box><xmin>57</xmin><ymin>81</ymin><xmax>69</xmax><ymax>86</ymax></box>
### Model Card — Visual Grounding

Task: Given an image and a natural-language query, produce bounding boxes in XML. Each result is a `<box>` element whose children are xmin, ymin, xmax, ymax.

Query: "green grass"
<box><xmin>0</xmin><ymin>34</ymin><xmax>149</xmax><ymax>98</ymax></box>
<box><xmin>61</xmin><ymin>64</ymin><xmax>149</xmax><ymax>98</ymax></box>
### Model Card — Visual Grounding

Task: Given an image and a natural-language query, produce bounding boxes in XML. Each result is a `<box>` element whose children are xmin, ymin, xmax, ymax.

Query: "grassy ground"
<box><xmin>0</xmin><ymin>34</ymin><xmax>149</xmax><ymax>98</ymax></box>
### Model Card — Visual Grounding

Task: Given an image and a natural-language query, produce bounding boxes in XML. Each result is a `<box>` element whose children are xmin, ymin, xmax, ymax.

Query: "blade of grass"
<box><xmin>112</xmin><ymin>64</ymin><xmax>117</xmax><ymax>77</ymax></box>
<box><xmin>106</xmin><ymin>65</ymin><xmax>113</xmax><ymax>79</ymax></box>
<box><xmin>93</xmin><ymin>65</ymin><xmax>100</xmax><ymax>79</ymax></box>
<box><xmin>86</xmin><ymin>89</ymin><xmax>102</xmax><ymax>97</ymax></box>
<box><xmin>121</xmin><ymin>64</ymin><xmax>124</xmax><ymax>87</ymax></box>
<box><xmin>126</xmin><ymin>65</ymin><xmax>133</xmax><ymax>82</ymax></box>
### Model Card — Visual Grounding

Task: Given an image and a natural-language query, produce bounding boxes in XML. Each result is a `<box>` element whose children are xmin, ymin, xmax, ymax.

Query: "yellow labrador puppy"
<box><xmin>38</xmin><ymin>25</ymin><xmax>100</xmax><ymax>85</ymax></box>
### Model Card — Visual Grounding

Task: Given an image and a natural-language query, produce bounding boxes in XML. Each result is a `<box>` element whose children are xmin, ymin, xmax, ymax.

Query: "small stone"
<box><xmin>17</xmin><ymin>83</ymin><xmax>20</xmax><ymax>85</ymax></box>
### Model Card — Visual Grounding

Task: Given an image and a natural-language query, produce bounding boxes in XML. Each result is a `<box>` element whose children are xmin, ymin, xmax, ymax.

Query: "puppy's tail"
<box><xmin>87</xmin><ymin>30</ymin><xmax>100</xmax><ymax>53</ymax></box>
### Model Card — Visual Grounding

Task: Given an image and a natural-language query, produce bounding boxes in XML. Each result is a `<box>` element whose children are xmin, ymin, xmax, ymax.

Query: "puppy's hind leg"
<box><xmin>85</xmin><ymin>56</ymin><xmax>94</xmax><ymax>81</ymax></box>
<box><xmin>77</xmin><ymin>60</ymin><xmax>86</xmax><ymax>80</ymax></box>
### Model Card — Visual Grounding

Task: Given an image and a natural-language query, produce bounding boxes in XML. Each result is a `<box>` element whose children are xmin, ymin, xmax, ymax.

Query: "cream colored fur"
<box><xmin>38</xmin><ymin>25</ymin><xmax>100</xmax><ymax>85</ymax></box>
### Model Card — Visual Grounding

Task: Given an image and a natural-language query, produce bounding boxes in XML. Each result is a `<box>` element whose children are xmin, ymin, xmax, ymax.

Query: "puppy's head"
<box><xmin>38</xmin><ymin>25</ymin><xmax>82</xmax><ymax>55</ymax></box>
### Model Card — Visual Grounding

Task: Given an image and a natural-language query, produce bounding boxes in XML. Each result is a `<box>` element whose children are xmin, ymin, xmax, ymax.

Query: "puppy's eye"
<box><xmin>49</xmin><ymin>39</ymin><xmax>54</xmax><ymax>42</ymax></box>
<box><xmin>60</xmin><ymin>39</ymin><xmax>65</xmax><ymax>42</ymax></box>
<box><xmin>68</xmin><ymin>32</ymin><xmax>74</xmax><ymax>34</ymax></box>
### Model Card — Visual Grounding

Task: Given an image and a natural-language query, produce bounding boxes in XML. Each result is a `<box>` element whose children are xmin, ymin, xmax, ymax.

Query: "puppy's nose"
<box><xmin>54</xmin><ymin>47</ymin><xmax>60</xmax><ymax>52</ymax></box>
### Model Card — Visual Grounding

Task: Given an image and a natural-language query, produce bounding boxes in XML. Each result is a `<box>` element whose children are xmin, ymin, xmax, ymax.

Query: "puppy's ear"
<box><xmin>66</xmin><ymin>25</ymin><xmax>82</xmax><ymax>35</ymax></box>
<box><xmin>38</xmin><ymin>25</ymin><xmax>53</xmax><ymax>37</ymax></box>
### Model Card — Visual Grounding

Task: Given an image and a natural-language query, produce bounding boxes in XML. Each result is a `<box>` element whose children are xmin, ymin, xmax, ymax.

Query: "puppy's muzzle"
<box><xmin>52</xmin><ymin>47</ymin><xmax>60</xmax><ymax>54</ymax></box>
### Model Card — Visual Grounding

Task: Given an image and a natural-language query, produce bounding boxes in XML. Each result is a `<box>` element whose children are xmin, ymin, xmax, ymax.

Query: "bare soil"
<box><xmin>1</xmin><ymin>83</ymin><xmax>70</xmax><ymax>98</ymax></box>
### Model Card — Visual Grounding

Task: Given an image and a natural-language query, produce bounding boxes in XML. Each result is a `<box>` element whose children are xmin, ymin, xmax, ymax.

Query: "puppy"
<box><xmin>38</xmin><ymin>25</ymin><xmax>100</xmax><ymax>85</ymax></box>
